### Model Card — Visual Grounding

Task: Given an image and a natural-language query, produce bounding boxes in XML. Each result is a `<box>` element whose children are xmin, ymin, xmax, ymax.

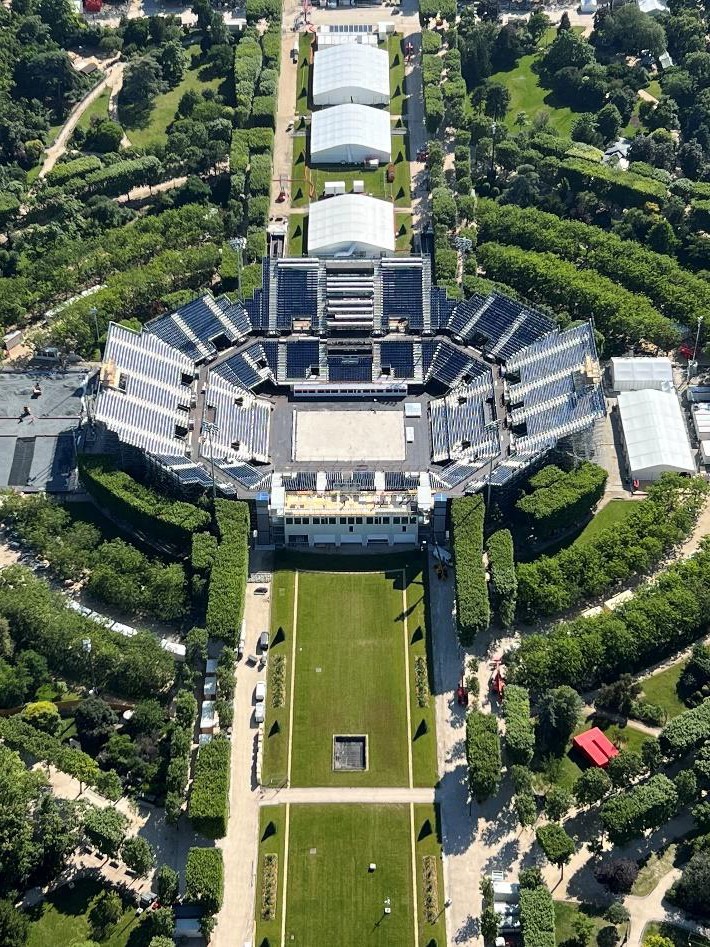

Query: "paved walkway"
<box><xmin>212</xmin><ymin>553</ymin><xmax>273</xmax><ymax>947</ymax></box>
<box><xmin>259</xmin><ymin>786</ymin><xmax>435</xmax><ymax>805</ymax></box>
<box><xmin>39</xmin><ymin>60</ymin><xmax>124</xmax><ymax>179</ymax></box>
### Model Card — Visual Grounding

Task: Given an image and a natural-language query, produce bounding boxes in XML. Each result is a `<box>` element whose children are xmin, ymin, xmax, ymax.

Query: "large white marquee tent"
<box><xmin>307</xmin><ymin>194</ymin><xmax>395</xmax><ymax>256</ymax></box>
<box><xmin>610</xmin><ymin>357</ymin><xmax>674</xmax><ymax>391</ymax></box>
<box><xmin>617</xmin><ymin>388</ymin><xmax>696</xmax><ymax>481</ymax></box>
<box><xmin>310</xmin><ymin>104</ymin><xmax>391</xmax><ymax>165</ymax></box>
<box><xmin>312</xmin><ymin>44</ymin><xmax>390</xmax><ymax>106</ymax></box>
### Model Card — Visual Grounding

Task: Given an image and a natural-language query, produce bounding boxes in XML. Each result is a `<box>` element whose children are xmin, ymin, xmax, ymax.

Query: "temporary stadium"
<box><xmin>90</xmin><ymin>254</ymin><xmax>606</xmax><ymax>548</ymax></box>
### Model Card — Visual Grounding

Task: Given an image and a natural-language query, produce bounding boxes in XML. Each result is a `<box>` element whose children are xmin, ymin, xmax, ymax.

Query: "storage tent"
<box><xmin>610</xmin><ymin>356</ymin><xmax>674</xmax><ymax>391</ymax></box>
<box><xmin>310</xmin><ymin>104</ymin><xmax>391</xmax><ymax>165</ymax></box>
<box><xmin>312</xmin><ymin>44</ymin><xmax>390</xmax><ymax>106</ymax></box>
<box><xmin>573</xmin><ymin>728</ymin><xmax>619</xmax><ymax>767</ymax></box>
<box><xmin>307</xmin><ymin>194</ymin><xmax>395</xmax><ymax>256</ymax></box>
<box><xmin>617</xmin><ymin>388</ymin><xmax>696</xmax><ymax>481</ymax></box>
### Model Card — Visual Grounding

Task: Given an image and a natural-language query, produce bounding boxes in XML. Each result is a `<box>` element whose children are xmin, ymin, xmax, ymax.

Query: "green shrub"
<box><xmin>422</xmin><ymin>854</ymin><xmax>439</xmax><ymax>923</ymax></box>
<box><xmin>246</xmin><ymin>0</ymin><xmax>282</xmax><ymax>21</ymax></box>
<box><xmin>502</xmin><ymin>685</ymin><xmax>534</xmax><ymax>765</ymax></box>
<box><xmin>486</xmin><ymin>529</ymin><xmax>516</xmax><ymax>627</ymax></box>
<box><xmin>248</xmin><ymin>127</ymin><xmax>275</xmax><ymax>154</ymax></box>
<box><xmin>271</xmin><ymin>653</ymin><xmax>286</xmax><ymax>708</ymax></box>
<box><xmin>601</xmin><ymin>774</ymin><xmax>678</xmax><ymax>844</ymax></box>
<box><xmin>189</xmin><ymin>736</ymin><xmax>231</xmax><ymax>838</ymax></box>
<box><xmin>206</xmin><ymin>501</ymin><xmax>250</xmax><ymax>645</ymax></box>
<box><xmin>421</xmin><ymin>30</ymin><xmax>442</xmax><ymax>54</ymax></box>
<box><xmin>660</xmin><ymin>698</ymin><xmax>710</xmax><ymax>758</ymax></box>
<box><xmin>248</xmin><ymin>152</ymin><xmax>272</xmax><ymax>196</ymax></box>
<box><xmin>247</xmin><ymin>194</ymin><xmax>269</xmax><ymax>227</ymax></box>
<box><xmin>261</xmin><ymin>853</ymin><xmax>278</xmax><ymax>920</ymax></box>
<box><xmin>451</xmin><ymin>496</ymin><xmax>489</xmax><ymax>643</ymax></box>
<box><xmin>191</xmin><ymin>532</ymin><xmax>219</xmax><ymax>575</ymax></box>
<box><xmin>73</xmin><ymin>156</ymin><xmax>162</xmax><ymax>197</ymax></box>
<box><xmin>519</xmin><ymin>884</ymin><xmax>555</xmax><ymax>947</ymax></box>
<box><xmin>251</xmin><ymin>95</ymin><xmax>276</xmax><ymax>128</ymax></box>
<box><xmin>260</xmin><ymin>29</ymin><xmax>281</xmax><ymax>68</ymax></box>
<box><xmin>78</xmin><ymin>456</ymin><xmax>210</xmax><ymax>546</ymax></box>
<box><xmin>560</xmin><ymin>156</ymin><xmax>668</xmax><ymax>207</ymax></box>
<box><xmin>466</xmin><ymin>711</ymin><xmax>501</xmax><ymax>801</ymax></box>
<box><xmin>185</xmin><ymin>847</ymin><xmax>224</xmax><ymax>914</ymax></box>
<box><xmin>415</xmin><ymin>655</ymin><xmax>430</xmax><ymax>708</ymax></box>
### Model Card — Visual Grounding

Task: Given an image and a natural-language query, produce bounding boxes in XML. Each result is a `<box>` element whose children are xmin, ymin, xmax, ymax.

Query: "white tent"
<box><xmin>610</xmin><ymin>357</ymin><xmax>674</xmax><ymax>391</ymax></box>
<box><xmin>310</xmin><ymin>104</ymin><xmax>391</xmax><ymax>165</ymax></box>
<box><xmin>312</xmin><ymin>44</ymin><xmax>390</xmax><ymax>106</ymax></box>
<box><xmin>307</xmin><ymin>194</ymin><xmax>395</xmax><ymax>256</ymax></box>
<box><xmin>617</xmin><ymin>388</ymin><xmax>695</xmax><ymax>481</ymax></box>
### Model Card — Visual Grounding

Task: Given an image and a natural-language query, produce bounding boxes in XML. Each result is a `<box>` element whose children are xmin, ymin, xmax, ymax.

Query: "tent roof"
<box><xmin>311</xmin><ymin>104</ymin><xmax>391</xmax><ymax>157</ymax></box>
<box><xmin>307</xmin><ymin>194</ymin><xmax>395</xmax><ymax>255</ymax></box>
<box><xmin>573</xmin><ymin>727</ymin><xmax>619</xmax><ymax>767</ymax></box>
<box><xmin>313</xmin><ymin>43</ymin><xmax>390</xmax><ymax>100</ymax></box>
<box><xmin>618</xmin><ymin>388</ymin><xmax>696</xmax><ymax>476</ymax></box>
<box><xmin>611</xmin><ymin>356</ymin><xmax>673</xmax><ymax>387</ymax></box>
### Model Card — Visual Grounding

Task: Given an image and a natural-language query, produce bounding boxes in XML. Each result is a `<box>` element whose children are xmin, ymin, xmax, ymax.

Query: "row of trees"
<box><xmin>486</xmin><ymin>529</ymin><xmax>517</xmax><ymax>627</ymax></box>
<box><xmin>206</xmin><ymin>500</ymin><xmax>250</xmax><ymax>645</ymax></box>
<box><xmin>451</xmin><ymin>496</ymin><xmax>489</xmax><ymax>643</ymax></box>
<box><xmin>515</xmin><ymin>463</ymin><xmax>607</xmax><ymax>540</ymax></box>
<box><xmin>516</xmin><ymin>474</ymin><xmax>708</xmax><ymax>619</ymax></box>
<box><xmin>466</xmin><ymin>711</ymin><xmax>501</xmax><ymax>802</ymax></box>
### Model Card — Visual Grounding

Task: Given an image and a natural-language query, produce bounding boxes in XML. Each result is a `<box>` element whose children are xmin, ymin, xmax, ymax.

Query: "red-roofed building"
<box><xmin>573</xmin><ymin>727</ymin><xmax>620</xmax><ymax>768</ymax></box>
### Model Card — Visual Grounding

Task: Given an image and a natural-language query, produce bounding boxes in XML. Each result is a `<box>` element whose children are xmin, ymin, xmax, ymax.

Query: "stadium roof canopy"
<box><xmin>307</xmin><ymin>194</ymin><xmax>395</xmax><ymax>256</ymax></box>
<box><xmin>610</xmin><ymin>357</ymin><xmax>673</xmax><ymax>392</ymax></box>
<box><xmin>312</xmin><ymin>43</ymin><xmax>390</xmax><ymax>106</ymax></box>
<box><xmin>573</xmin><ymin>728</ymin><xmax>619</xmax><ymax>767</ymax></box>
<box><xmin>617</xmin><ymin>387</ymin><xmax>696</xmax><ymax>481</ymax></box>
<box><xmin>310</xmin><ymin>104</ymin><xmax>391</xmax><ymax>165</ymax></box>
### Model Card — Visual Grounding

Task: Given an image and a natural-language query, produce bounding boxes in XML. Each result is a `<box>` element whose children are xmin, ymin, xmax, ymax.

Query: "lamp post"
<box><xmin>689</xmin><ymin>315</ymin><xmax>703</xmax><ymax>383</ymax></box>
<box><xmin>90</xmin><ymin>306</ymin><xmax>100</xmax><ymax>347</ymax></box>
<box><xmin>202</xmin><ymin>421</ymin><xmax>220</xmax><ymax>505</ymax></box>
<box><xmin>82</xmin><ymin>637</ymin><xmax>96</xmax><ymax>693</ymax></box>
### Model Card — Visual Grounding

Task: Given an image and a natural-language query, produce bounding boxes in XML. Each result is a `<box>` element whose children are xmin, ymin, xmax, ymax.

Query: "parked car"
<box><xmin>254</xmin><ymin>586</ymin><xmax>268</xmax><ymax>596</ymax></box>
<box><xmin>255</xmin><ymin>681</ymin><xmax>266</xmax><ymax>703</ymax></box>
<box><xmin>254</xmin><ymin>703</ymin><xmax>265</xmax><ymax>724</ymax></box>
<box><xmin>259</xmin><ymin>631</ymin><xmax>270</xmax><ymax>652</ymax></box>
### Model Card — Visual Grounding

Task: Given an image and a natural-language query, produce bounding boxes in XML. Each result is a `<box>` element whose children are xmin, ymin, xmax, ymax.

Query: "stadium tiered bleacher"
<box><xmin>92</xmin><ymin>256</ymin><xmax>605</xmax><ymax>503</ymax></box>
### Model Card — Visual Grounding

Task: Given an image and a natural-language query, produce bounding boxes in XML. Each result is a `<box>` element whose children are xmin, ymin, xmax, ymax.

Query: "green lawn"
<box><xmin>296</xmin><ymin>33</ymin><xmax>314</xmax><ymax>115</ymax></box>
<box><xmin>388</xmin><ymin>35</ymin><xmax>406</xmax><ymax>115</ymax></box>
<box><xmin>255</xmin><ymin>806</ymin><xmax>288</xmax><ymax>945</ymax></box>
<box><xmin>554</xmin><ymin>901</ymin><xmax>615</xmax><ymax>947</ymax></box>
<box><xmin>25</xmin><ymin>878</ymin><xmax>149</xmax><ymax>947</ymax></box>
<box><xmin>395</xmin><ymin>211</ymin><xmax>413</xmax><ymax>252</ymax></box>
<box><xmin>643</xmin><ymin>923</ymin><xmax>710</xmax><ymax>947</ymax></box>
<box><xmin>489</xmin><ymin>51</ymin><xmax>577</xmax><ymax>136</ymax></box>
<box><xmin>262</xmin><ymin>554</ymin><xmax>437</xmax><ymax>788</ymax></box>
<box><xmin>535</xmin><ymin>717</ymin><xmax>650</xmax><ymax>792</ymax></box>
<box><xmin>287</xmin><ymin>213</ymin><xmax>308</xmax><ymax>257</ymax></box>
<box><xmin>122</xmin><ymin>43</ymin><xmax>225</xmax><ymax>149</ymax></box>
<box><xmin>76</xmin><ymin>87</ymin><xmax>111</xmax><ymax>134</ymax></box>
<box><xmin>289</xmin><ymin>568</ymin><xmax>411</xmax><ymax>786</ymax></box>
<box><xmin>291</xmin><ymin>133</ymin><xmax>410</xmax><ymax>207</ymax></box>
<box><xmin>640</xmin><ymin>660</ymin><xmax>688</xmax><ymax>720</ymax></box>
<box><xmin>271</xmin><ymin>804</ymin><xmax>420</xmax><ymax>945</ymax></box>
<box><xmin>632</xmin><ymin>844</ymin><xmax>677</xmax><ymax>897</ymax></box>
<box><xmin>575</xmin><ymin>500</ymin><xmax>637</xmax><ymax>546</ymax></box>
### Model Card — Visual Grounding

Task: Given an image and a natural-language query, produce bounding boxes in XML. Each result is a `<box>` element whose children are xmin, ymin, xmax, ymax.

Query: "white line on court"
<box><xmin>401</xmin><ymin>570</ymin><xmax>414</xmax><ymax>790</ymax></box>
<box><xmin>280</xmin><ymin>802</ymin><xmax>291</xmax><ymax>947</ymax></box>
<box><xmin>286</xmin><ymin>571</ymin><xmax>299</xmax><ymax>786</ymax></box>
<box><xmin>409</xmin><ymin>801</ymin><xmax>420</xmax><ymax>947</ymax></box>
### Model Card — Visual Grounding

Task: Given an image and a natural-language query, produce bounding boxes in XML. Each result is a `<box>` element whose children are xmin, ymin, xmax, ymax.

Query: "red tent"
<box><xmin>573</xmin><ymin>727</ymin><xmax>619</xmax><ymax>767</ymax></box>
<box><xmin>84</xmin><ymin>0</ymin><xmax>102</xmax><ymax>11</ymax></box>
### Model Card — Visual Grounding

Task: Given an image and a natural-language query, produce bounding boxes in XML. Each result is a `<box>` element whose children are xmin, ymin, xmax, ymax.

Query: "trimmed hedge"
<box><xmin>422</xmin><ymin>30</ymin><xmax>442</xmax><ymax>54</ymax></box>
<box><xmin>451</xmin><ymin>496</ymin><xmax>489</xmax><ymax>643</ymax></box>
<box><xmin>251</xmin><ymin>95</ymin><xmax>276</xmax><ymax>128</ymax></box>
<box><xmin>248</xmin><ymin>152</ymin><xmax>272</xmax><ymax>196</ymax></box>
<box><xmin>559</xmin><ymin>156</ymin><xmax>668</xmax><ymax>207</ymax></box>
<box><xmin>486</xmin><ymin>529</ymin><xmax>516</xmax><ymax>628</ymax></box>
<box><xmin>520</xmin><ymin>884</ymin><xmax>556</xmax><ymax>947</ymax></box>
<box><xmin>185</xmin><ymin>847</ymin><xmax>224</xmax><ymax>914</ymax></box>
<box><xmin>189</xmin><ymin>736</ymin><xmax>231</xmax><ymax>838</ymax></box>
<box><xmin>46</xmin><ymin>155</ymin><xmax>103</xmax><ymax>185</ymax></box>
<box><xmin>466</xmin><ymin>711</ymin><xmax>501</xmax><ymax>802</ymax></box>
<box><xmin>516</xmin><ymin>463</ymin><xmax>607</xmax><ymax>539</ymax></box>
<box><xmin>70</xmin><ymin>156</ymin><xmax>162</xmax><ymax>198</ymax></box>
<box><xmin>78</xmin><ymin>456</ymin><xmax>210</xmax><ymax>547</ymax></box>
<box><xmin>660</xmin><ymin>698</ymin><xmax>710</xmax><ymax>758</ymax></box>
<box><xmin>206</xmin><ymin>500</ymin><xmax>250</xmax><ymax>645</ymax></box>
<box><xmin>191</xmin><ymin>532</ymin><xmax>219</xmax><ymax>575</ymax></box>
<box><xmin>502</xmin><ymin>685</ymin><xmax>535</xmax><ymax>765</ymax></box>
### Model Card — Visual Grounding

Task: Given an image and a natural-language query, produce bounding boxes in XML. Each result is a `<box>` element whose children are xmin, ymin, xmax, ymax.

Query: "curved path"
<box><xmin>39</xmin><ymin>60</ymin><xmax>125</xmax><ymax>179</ymax></box>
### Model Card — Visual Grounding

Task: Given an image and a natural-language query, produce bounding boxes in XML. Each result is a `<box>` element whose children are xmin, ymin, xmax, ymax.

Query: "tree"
<box><xmin>89</xmin><ymin>889</ymin><xmax>122</xmax><ymax>939</ymax></box>
<box><xmin>574</xmin><ymin>768</ymin><xmax>612</xmax><ymax>806</ymax></box>
<box><xmin>155</xmin><ymin>864</ymin><xmax>179</xmax><ymax>905</ymax></box>
<box><xmin>596</xmin><ymin>3</ymin><xmax>666</xmax><ymax>56</ymax></box>
<box><xmin>121</xmin><ymin>836</ymin><xmax>155</xmax><ymax>879</ymax></box>
<box><xmin>83</xmin><ymin>806</ymin><xmax>129</xmax><ymax>860</ymax></box>
<box><xmin>536</xmin><ymin>823</ymin><xmax>576</xmax><ymax>876</ymax></box>
<box><xmin>75</xmin><ymin>697</ymin><xmax>118</xmax><ymax>753</ymax></box>
<box><xmin>0</xmin><ymin>900</ymin><xmax>28</xmax><ymax>947</ymax></box>
<box><xmin>84</xmin><ymin>119</ymin><xmax>124</xmax><ymax>154</ymax></box>
<box><xmin>644</xmin><ymin>936</ymin><xmax>675</xmax><ymax>947</ymax></box>
<box><xmin>692</xmin><ymin>801</ymin><xmax>710</xmax><ymax>832</ymax></box>
<box><xmin>149</xmin><ymin>938</ymin><xmax>175</xmax><ymax>947</ymax></box>
<box><xmin>21</xmin><ymin>700</ymin><xmax>60</xmax><ymax>735</ymax></box>
<box><xmin>119</xmin><ymin>56</ymin><xmax>166</xmax><ymax>120</ymax></box>
<box><xmin>159</xmin><ymin>41</ymin><xmax>187</xmax><ymax>87</ymax></box>
<box><xmin>129</xmin><ymin>700</ymin><xmax>165</xmax><ymax>737</ymax></box>
<box><xmin>572</xmin><ymin>913</ymin><xmax>595</xmax><ymax>947</ymax></box>
<box><xmin>675</xmin><ymin>770</ymin><xmax>698</xmax><ymax>808</ymax></box>
<box><xmin>642</xmin><ymin>739</ymin><xmax>663</xmax><ymax>774</ymax></box>
<box><xmin>605</xmin><ymin>902</ymin><xmax>629</xmax><ymax>926</ymax></box>
<box><xmin>668</xmin><ymin>851</ymin><xmax>710</xmax><ymax>916</ymax></box>
<box><xmin>511</xmin><ymin>764</ymin><xmax>534</xmax><ymax>796</ymax></box>
<box><xmin>515</xmin><ymin>793</ymin><xmax>538</xmax><ymax>828</ymax></box>
<box><xmin>519</xmin><ymin>867</ymin><xmax>544</xmax><ymax>889</ymax></box>
<box><xmin>536</xmin><ymin>686</ymin><xmax>583</xmax><ymax>753</ymax></box>
<box><xmin>150</xmin><ymin>906</ymin><xmax>175</xmax><ymax>938</ymax></box>
<box><xmin>557</xmin><ymin>11</ymin><xmax>571</xmax><ymax>32</ymax></box>
<box><xmin>544</xmin><ymin>786</ymin><xmax>572</xmax><ymax>822</ymax></box>
<box><xmin>541</xmin><ymin>30</ymin><xmax>594</xmax><ymax>76</ymax></box>
<box><xmin>608</xmin><ymin>750</ymin><xmax>645</xmax><ymax>788</ymax></box>
<box><xmin>484</xmin><ymin>82</ymin><xmax>511</xmax><ymax>120</ymax></box>
<box><xmin>481</xmin><ymin>906</ymin><xmax>500</xmax><ymax>943</ymax></box>
<box><xmin>466</xmin><ymin>712</ymin><xmax>502</xmax><ymax>802</ymax></box>
<box><xmin>594</xmin><ymin>858</ymin><xmax>639</xmax><ymax>894</ymax></box>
